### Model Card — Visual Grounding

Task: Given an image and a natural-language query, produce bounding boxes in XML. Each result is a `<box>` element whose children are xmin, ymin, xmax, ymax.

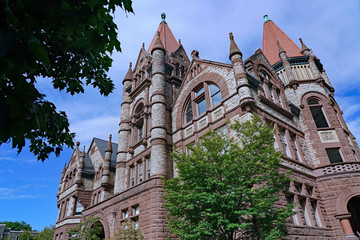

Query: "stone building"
<box><xmin>0</xmin><ymin>224</ymin><xmax>39</xmax><ymax>240</ymax></box>
<box><xmin>54</xmin><ymin>14</ymin><xmax>360</xmax><ymax>240</ymax></box>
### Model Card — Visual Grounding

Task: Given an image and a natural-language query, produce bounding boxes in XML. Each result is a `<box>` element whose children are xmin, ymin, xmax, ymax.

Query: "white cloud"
<box><xmin>0</xmin><ymin>187</ymin><xmax>41</xmax><ymax>200</ymax></box>
<box><xmin>0</xmin><ymin>157</ymin><xmax>16</xmax><ymax>162</ymax></box>
<box><xmin>71</xmin><ymin>115</ymin><xmax>120</xmax><ymax>147</ymax></box>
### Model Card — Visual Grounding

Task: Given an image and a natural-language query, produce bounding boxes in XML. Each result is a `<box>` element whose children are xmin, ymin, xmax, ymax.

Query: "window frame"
<box><xmin>307</xmin><ymin>98</ymin><xmax>330</xmax><ymax>129</ymax></box>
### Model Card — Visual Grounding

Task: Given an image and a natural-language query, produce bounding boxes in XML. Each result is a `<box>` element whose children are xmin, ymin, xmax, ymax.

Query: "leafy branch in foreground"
<box><xmin>0</xmin><ymin>0</ymin><xmax>133</xmax><ymax>160</ymax></box>
<box><xmin>164</xmin><ymin>114</ymin><xmax>294</xmax><ymax>240</ymax></box>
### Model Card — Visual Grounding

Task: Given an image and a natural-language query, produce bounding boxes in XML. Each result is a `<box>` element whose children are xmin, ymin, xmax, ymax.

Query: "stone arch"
<box><xmin>87</xmin><ymin>210</ymin><xmax>111</xmax><ymax>239</ymax></box>
<box><xmin>174</xmin><ymin>71</ymin><xmax>229</xmax><ymax>130</ymax></box>
<box><xmin>253</xmin><ymin>60</ymin><xmax>282</xmax><ymax>86</ymax></box>
<box><xmin>131</xmin><ymin>98</ymin><xmax>145</xmax><ymax>116</ymax></box>
<box><xmin>336</xmin><ymin>186</ymin><xmax>360</xmax><ymax>215</ymax></box>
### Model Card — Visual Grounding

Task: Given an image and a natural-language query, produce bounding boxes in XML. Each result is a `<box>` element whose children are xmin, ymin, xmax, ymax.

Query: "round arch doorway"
<box><xmin>347</xmin><ymin>196</ymin><xmax>360</xmax><ymax>237</ymax></box>
<box><xmin>90</xmin><ymin>220</ymin><xmax>105</xmax><ymax>240</ymax></box>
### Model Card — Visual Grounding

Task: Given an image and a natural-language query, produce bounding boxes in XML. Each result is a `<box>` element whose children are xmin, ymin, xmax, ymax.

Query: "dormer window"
<box><xmin>308</xmin><ymin>99</ymin><xmax>329</xmax><ymax>128</ymax></box>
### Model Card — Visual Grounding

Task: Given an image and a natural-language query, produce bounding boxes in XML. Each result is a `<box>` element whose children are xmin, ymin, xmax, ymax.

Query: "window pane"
<box><xmin>195</xmin><ymin>87</ymin><xmax>204</xmax><ymax>97</ymax></box>
<box><xmin>75</xmin><ymin>199</ymin><xmax>83</xmax><ymax>215</ymax></box>
<box><xmin>310</xmin><ymin>106</ymin><xmax>329</xmax><ymax>128</ymax></box>
<box><xmin>197</xmin><ymin>99</ymin><xmax>206</xmax><ymax>115</ymax></box>
<box><xmin>209</xmin><ymin>84</ymin><xmax>219</xmax><ymax>95</ymax></box>
<box><xmin>185</xmin><ymin>101</ymin><xmax>193</xmax><ymax>123</ymax></box>
<box><xmin>326</xmin><ymin>148</ymin><xmax>343</xmax><ymax>164</ymax></box>
<box><xmin>211</xmin><ymin>92</ymin><xmax>222</xmax><ymax>106</ymax></box>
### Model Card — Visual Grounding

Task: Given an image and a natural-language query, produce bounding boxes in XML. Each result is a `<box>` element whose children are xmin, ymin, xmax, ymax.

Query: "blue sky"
<box><xmin>0</xmin><ymin>0</ymin><xmax>359</xmax><ymax>231</ymax></box>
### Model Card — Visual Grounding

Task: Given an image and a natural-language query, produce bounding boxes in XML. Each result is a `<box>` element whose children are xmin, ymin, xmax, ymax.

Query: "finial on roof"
<box><xmin>179</xmin><ymin>39</ymin><xmax>181</xmax><ymax>44</ymax></box>
<box><xmin>76</xmin><ymin>141</ymin><xmax>80</xmax><ymax>147</ymax></box>
<box><xmin>229</xmin><ymin>32</ymin><xmax>242</xmax><ymax>60</ymax></box>
<box><xmin>299</xmin><ymin>38</ymin><xmax>309</xmax><ymax>51</ymax></box>
<box><xmin>105</xmin><ymin>134</ymin><xmax>113</xmax><ymax>152</ymax></box>
<box><xmin>161</xmin><ymin>13</ymin><xmax>166</xmax><ymax>23</ymax></box>
<box><xmin>191</xmin><ymin>50</ymin><xmax>199</xmax><ymax>59</ymax></box>
<box><xmin>80</xmin><ymin>145</ymin><xmax>85</xmax><ymax>157</ymax></box>
<box><xmin>263</xmin><ymin>14</ymin><xmax>271</xmax><ymax>23</ymax></box>
<box><xmin>142</xmin><ymin>42</ymin><xmax>145</xmax><ymax>49</ymax></box>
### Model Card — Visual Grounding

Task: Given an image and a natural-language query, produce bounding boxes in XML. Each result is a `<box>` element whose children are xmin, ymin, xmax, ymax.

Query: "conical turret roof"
<box><xmin>262</xmin><ymin>15</ymin><xmax>303</xmax><ymax>65</ymax></box>
<box><xmin>147</xmin><ymin>13</ymin><xmax>179</xmax><ymax>55</ymax></box>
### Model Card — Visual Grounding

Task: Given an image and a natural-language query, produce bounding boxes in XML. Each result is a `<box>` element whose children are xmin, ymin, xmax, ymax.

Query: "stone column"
<box><xmin>150</xmin><ymin>31</ymin><xmax>168</xmax><ymax>178</ymax></box>
<box><xmin>335</xmin><ymin>213</ymin><xmax>358</xmax><ymax>240</ymax></box>
<box><xmin>101</xmin><ymin>135</ymin><xmax>112</xmax><ymax>188</ymax></box>
<box><xmin>115</xmin><ymin>63</ymin><xmax>133</xmax><ymax>194</ymax></box>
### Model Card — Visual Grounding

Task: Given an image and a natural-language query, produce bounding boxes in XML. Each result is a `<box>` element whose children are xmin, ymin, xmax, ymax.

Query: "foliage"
<box><xmin>68</xmin><ymin>217</ymin><xmax>104</xmax><ymax>240</ymax></box>
<box><xmin>19</xmin><ymin>230</ymin><xmax>34</xmax><ymax>240</ymax></box>
<box><xmin>164</xmin><ymin>114</ymin><xmax>294</xmax><ymax>240</ymax></box>
<box><xmin>0</xmin><ymin>0</ymin><xmax>133</xmax><ymax>161</ymax></box>
<box><xmin>0</xmin><ymin>221</ymin><xmax>32</xmax><ymax>231</ymax></box>
<box><xmin>34</xmin><ymin>225</ymin><xmax>54</xmax><ymax>240</ymax></box>
<box><xmin>111</xmin><ymin>220</ymin><xmax>144</xmax><ymax>240</ymax></box>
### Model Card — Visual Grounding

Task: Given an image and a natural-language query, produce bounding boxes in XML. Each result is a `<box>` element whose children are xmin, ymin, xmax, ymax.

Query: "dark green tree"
<box><xmin>164</xmin><ymin>115</ymin><xmax>294</xmax><ymax>240</ymax></box>
<box><xmin>0</xmin><ymin>0</ymin><xmax>133</xmax><ymax>161</ymax></box>
<box><xmin>68</xmin><ymin>217</ymin><xmax>104</xmax><ymax>240</ymax></box>
<box><xmin>0</xmin><ymin>221</ymin><xmax>32</xmax><ymax>231</ymax></box>
<box><xmin>34</xmin><ymin>225</ymin><xmax>54</xmax><ymax>240</ymax></box>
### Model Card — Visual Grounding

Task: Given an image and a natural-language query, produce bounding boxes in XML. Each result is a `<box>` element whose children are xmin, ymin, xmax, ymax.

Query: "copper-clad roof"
<box><xmin>262</xmin><ymin>18</ymin><xmax>303</xmax><ymax>65</ymax></box>
<box><xmin>147</xmin><ymin>20</ymin><xmax>179</xmax><ymax>55</ymax></box>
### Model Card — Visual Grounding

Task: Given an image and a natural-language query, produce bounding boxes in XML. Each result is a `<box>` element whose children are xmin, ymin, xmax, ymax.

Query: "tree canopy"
<box><xmin>164</xmin><ymin>115</ymin><xmax>294</xmax><ymax>240</ymax></box>
<box><xmin>0</xmin><ymin>221</ymin><xmax>32</xmax><ymax>231</ymax></box>
<box><xmin>0</xmin><ymin>0</ymin><xmax>133</xmax><ymax>161</ymax></box>
<box><xmin>34</xmin><ymin>225</ymin><xmax>54</xmax><ymax>240</ymax></box>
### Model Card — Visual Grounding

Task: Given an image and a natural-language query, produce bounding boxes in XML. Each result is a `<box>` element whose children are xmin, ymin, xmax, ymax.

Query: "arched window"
<box><xmin>308</xmin><ymin>99</ymin><xmax>329</xmax><ymax>128</ymax></box>
<box><xmin>184</xmin><ymin>82</ymin><xmax>222</xmax><ymax>124</ymax></box>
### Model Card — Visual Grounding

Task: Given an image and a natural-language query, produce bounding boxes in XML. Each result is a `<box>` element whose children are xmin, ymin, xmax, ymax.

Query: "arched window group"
<box><xmin>184</xmin><ymin>83</ymin><xmax>222</xmax><ymax>124</ymax></box>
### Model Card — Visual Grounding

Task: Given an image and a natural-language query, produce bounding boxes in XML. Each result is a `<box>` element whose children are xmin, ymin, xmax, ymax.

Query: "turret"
<box><xmin>114</xmin><ymin>63</ymin><xmax>133</xmax><ymax>193</ymax></box>
<box><xmin>229</xmin><ymin>32</ymin><xmax>254</xmax><ymax>111</ymax></box>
